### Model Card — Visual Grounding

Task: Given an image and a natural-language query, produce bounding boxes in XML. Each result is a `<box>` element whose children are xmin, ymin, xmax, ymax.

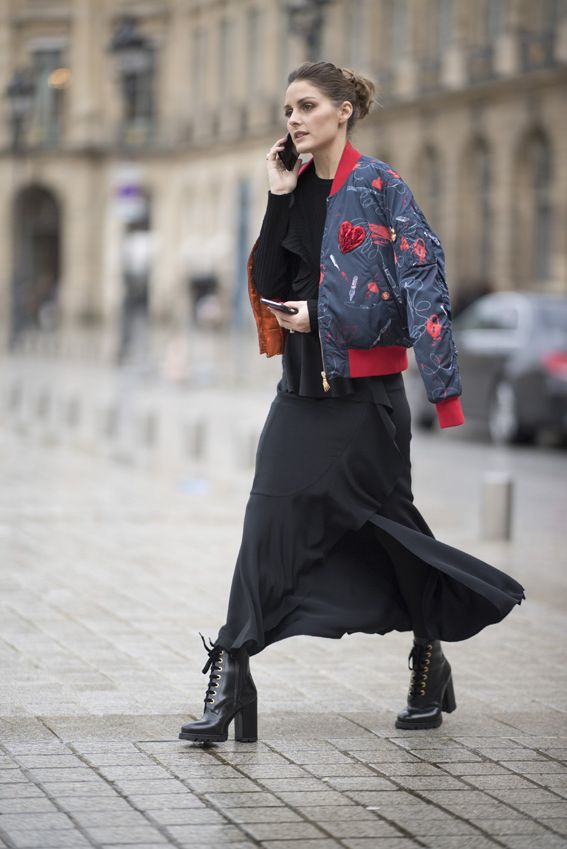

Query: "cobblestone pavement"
<box><xmin>1</xmin><ymin>373</ymin><xmax>567</xmax><ymax>849</ymax></box>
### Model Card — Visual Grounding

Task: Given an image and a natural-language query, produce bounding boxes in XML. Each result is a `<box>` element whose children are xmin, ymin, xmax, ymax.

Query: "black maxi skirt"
<box><xmin>216</xmin><ymin>374</ymin><xmax>524</xmax><ymax>656</ymax></box>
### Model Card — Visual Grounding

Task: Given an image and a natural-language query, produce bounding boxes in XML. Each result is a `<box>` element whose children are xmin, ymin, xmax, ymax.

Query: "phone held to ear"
<box><xmin>277</xmin><ymin>133</ymin><xmax>299</xmax><ymax>171</ymax></box>
<box><xmin>260</xmin><ymin>298</ymin><xmax>299</xmax><ymax>315</ymax></box>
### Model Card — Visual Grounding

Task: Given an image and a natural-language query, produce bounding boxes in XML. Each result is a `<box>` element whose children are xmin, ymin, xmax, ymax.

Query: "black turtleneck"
<box><xmin>252</xmin><ymin>164</ymin><xmax>400</xmax><ymax>401</ymax></box>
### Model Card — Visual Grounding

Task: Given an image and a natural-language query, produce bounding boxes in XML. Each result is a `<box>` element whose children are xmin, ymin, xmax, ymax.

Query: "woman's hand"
<box><xmin>266</xmin><ymin>136</ymin><xmax>303</xmax><ymax>195</ymax></box>
<box><xmin>267</xmin><ymin>301</ymin><xmax>311</xmax><ymax>333</ymax></box>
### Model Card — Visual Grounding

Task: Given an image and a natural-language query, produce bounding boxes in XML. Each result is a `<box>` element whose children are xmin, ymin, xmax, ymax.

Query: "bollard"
<box><xmin>480</xmin><ymin>472</ymin><xmax>513</xmax><ymax>540</ymax></box>
<box><xmin>185</xmin><ymin>419</ymin><xmax>207</xmax><ymax>460</ymax></box>
<box><xmin>65</xmin><ymin>397</ymin><xmax>81</xmax><ymax>427</ymax></box>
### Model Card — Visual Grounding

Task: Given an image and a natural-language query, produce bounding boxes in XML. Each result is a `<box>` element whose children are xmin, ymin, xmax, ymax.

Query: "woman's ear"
<box><xmin>339</xmin><ymin>100</ymin><xmax>353</xmax><ymax>125</ymax></box>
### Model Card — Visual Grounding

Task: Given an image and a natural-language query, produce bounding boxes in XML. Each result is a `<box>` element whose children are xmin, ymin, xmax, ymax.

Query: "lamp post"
<box><xmin>284</xmin><ymin>0</ymin><xmax>335</xmax><ymax>61</ymax></box>
<box><xmin>5</xmin><ymin>68</ymin><xmax>35</xmax><ymax>150</ymax></box>
<box><xmin>108</xmin><ymin>16</ymin><xmax>152</xmax><ymax>134</ymax></box>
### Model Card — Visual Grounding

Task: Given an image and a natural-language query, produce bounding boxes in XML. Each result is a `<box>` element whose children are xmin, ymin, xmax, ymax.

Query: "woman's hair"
<box><xmin>287</xmin><ymin>61</ymin><xmax>377</xmax><ymax>135</ymax></box>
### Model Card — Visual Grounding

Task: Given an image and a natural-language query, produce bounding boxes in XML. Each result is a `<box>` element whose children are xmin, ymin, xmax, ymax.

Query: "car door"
<box><xmin>454</xmin><ymin>296</ymin><xmax>527</xmax><ymax>420</ymax></box>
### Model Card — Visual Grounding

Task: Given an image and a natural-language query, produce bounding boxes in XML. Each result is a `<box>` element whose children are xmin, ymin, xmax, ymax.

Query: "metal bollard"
<box><xmin>185</xmin><ymin>419</ymin><xmax>207</xmax><ymax>460</ymax></box>
<box><xmin>480</xmin><ymin>472</ymin><xmax>513</xmax><ymax>540</ymax></box>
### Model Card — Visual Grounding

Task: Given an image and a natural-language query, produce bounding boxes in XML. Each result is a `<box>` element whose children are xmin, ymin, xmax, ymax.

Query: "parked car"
<box><xmin>411</xmin><ymin>291</ymin><xmax>567</xmax><ymax>444</ymax></box>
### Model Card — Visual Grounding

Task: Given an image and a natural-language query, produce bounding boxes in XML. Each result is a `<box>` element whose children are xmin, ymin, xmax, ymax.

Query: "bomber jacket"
<box><xmin>248</xmin><ymin>139</ymin><xmax>464</xmax><ymax>428</ymax></box>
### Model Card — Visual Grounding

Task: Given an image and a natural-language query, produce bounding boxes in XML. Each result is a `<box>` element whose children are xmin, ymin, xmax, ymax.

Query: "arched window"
<box><xmin>12</xmin><ymin>185</ymin><xmax>61</xmax><ymax>339</ymax></box>
<box><xmin>415</xmin><ymin>144</ymin><xmax>443</xmax><ymax>233</ymax></box>
<box><xmin>514</xmin><ymin>129</ymin><xmax>553</xmax><ymax>286</ymax></box>
<box><xmin>458</xmin><ymin>138</ymin><xmax>493</xmax><ymax>293</ymax></box>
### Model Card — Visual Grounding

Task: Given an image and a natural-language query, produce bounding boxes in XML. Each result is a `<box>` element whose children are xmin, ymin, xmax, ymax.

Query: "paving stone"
<box><xmin>56</xmin><ymin>796</ymin><xmax>136</xmax><ymax>813</ymax></box>
<box><xmin>164</xmin><ymin>824</ymin><xmax>248</xmax><ymax>842</ymax></box>
<box><xmin>236</xmin><ymin>822</ymin><xmax>325</xmax><ymax>840</ymax></box>
<box><xmin>322</xmin><ymin>820</ymin><xmax>403</xmax><ymax>838</ymax></box>
<box><xmin>83</xmin><ymin>826</ymin><xmax>168</xmax><ymax>844</ymax></box>
<box><xmin>412</xmin><ymin>838</ymin><xmax>501</xmax><ymax>849</ymax></box>
<box><xmin>267</xmin><ymin>790</ymin><xmax>354</xmax><ymax>807</ymax></box>
<box><xmin>260</xmin><ymin>841</ymin><xmax>343</xmax><ymax>849</ymax></box>
<box><xmin>14</xmin><ymin>756</ymin><xmax>84</xmax><ymax>769</ymax></box>
<box><xmin>0</xmin><ymin>831</ymin><xmax>92</xmax><ymax>848</ymax></box>
<box><xmin>70</xmin><ymin>811</ymin><xmax>150</xmax><ymax>827</ymax></box>
<box><xmin>40</xmin><ymin>781</ymin><xmax>119</xmax><ymax>797</ymax></box>
<box><xmin>95</xmin><ymin>766</ymin><xmax>174</xmax><ymax>781</ymax></box>
<box><xmin>441</xmin><ymin>762</ymin><xmax>512</xmax><ymax>776</ymax></box>
<box><xmin>203</xmin><ymin>790</ymin><xmax>284</xmax><ymax>808</ymax></box>
<box><xmin>183</xmin><ymin>777</ymin><xmax>262</xmax><ymax>793</ymax></box>
<box><xmin>0</xmin><ymin>796</ymin><xmax>58</xmax><ymax>813</ymax></box>
<box><xmin>366</xmin><ymin>763</ymin><xmax>445</xmax><ymax>777</ymax></box>
<box><xmin>322</xmin><ymin>777</ymin><xmax>397</xmax><ymax>791</ymax></box>
<box><xmin>124</xmin><ymin>794</ymin><xmax>205</xmax><ymax>811</ymax></box>
<box><xmin>25</xmin><ymin>768</ymin><xmax>101</xmax><ymax>782</ymax></box>
<box><xmin>498</xmin><ymin>836</ymin><xmax>567</xmax><ymax>849</ymax></box>
<box><xmin>386</xmin><ymin>776</ymin><xmax>467</xmax><ymax>790</ymax></box>
<box><xmin>340</xmin><ymin>839</ymin><xmax>422</xmax><ymax>849</ymax></box>
<box><xmin>218</xmin><ymin>807</ymin><xmax>304</xmax><ymax>824</ymax></box>
<box><xmin>0</xmin><ymin>770</ymin><xmax>28</xmax><ymax>785</ymax></box>
<box><xmin>0</xmin><ymin>785</ymin><xmax>46</xmax><ymax>799</ymax></box>
<box><xmin>302</xmin><ymin>764</ymin><xmax>376</xmax><ymax>777</ymax></box>
<box><xmin>466</xmin><ymin>818</ymin><xmax>556</xmax><ymax>835</ymax></box>
<box><xmin>416</xmin><ymin>789</ymin><xmax>499</xmax><ymax>806</ymax></box>
<box><xmin>485</xmin><ymin>788</ymin><xmax>564</xmax><ymax>805</ymax></box>
<box><xmin>257</xmin><ymin>778</ymin><xmax>330</xmax><ymax>792</ymax></box>
<box><xmin>146</xmin><ymin>808</ymin><xmax>227</xmax><ymax>826</ymax></box>
<box><xmin>111</xmin><ymin>779</ymin><xmax>189</xmax><ymax>796</ymax></box>
<box><xmin>0</xmin><ymin>813</ymin><xmax>74</xmax><ymax>831</ymax></box>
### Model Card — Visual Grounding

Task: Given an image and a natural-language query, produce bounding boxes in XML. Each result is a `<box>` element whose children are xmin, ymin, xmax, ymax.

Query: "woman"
<box><xmin>180</xmin><ymin>62</ymin><xmax>524</xmax><ymax>744</ymax></box>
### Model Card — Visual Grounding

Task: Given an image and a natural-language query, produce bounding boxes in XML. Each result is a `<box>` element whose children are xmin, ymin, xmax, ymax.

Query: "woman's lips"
<box><xmin>295</xmin><ymin>132</ymin><xmax>308</xmax><ymax>140</ymax></box>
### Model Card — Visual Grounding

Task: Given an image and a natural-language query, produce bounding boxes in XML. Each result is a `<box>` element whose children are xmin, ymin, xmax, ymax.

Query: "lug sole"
<box><xmin>179</xmin><ymin>730</ymin><xmax>228</xmax><ymax>742</ymax></box>
<box><xmin>395</xmin><ymin>715</ymin><xmax>443</xmax><ymax>731</ymax></box>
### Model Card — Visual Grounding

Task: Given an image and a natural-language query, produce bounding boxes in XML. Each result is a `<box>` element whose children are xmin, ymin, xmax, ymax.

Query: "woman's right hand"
<box><xmin>266</xmin><ymin>136</ymin><xmax>303</xmax><ymax>195</ymax></box>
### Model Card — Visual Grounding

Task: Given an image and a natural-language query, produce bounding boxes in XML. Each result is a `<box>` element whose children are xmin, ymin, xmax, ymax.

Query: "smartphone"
<box><xmin>260</xmin><ymin>298</ymin><xmax>299</xmax><ymax>315</ymax></box>
<box><xmin>277</xmin><ymin>132</ymin><xmax>299</xmax><ymax>171</ymax></box>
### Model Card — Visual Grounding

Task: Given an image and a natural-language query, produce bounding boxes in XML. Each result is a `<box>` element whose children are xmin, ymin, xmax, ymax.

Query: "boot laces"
<box><xmin>408</xmin><ymin>640</ymin><xmax>433</xmax><ymax>698</ymax></box>
<box><xmin>199</xmin><ymin>632</ymin><xmax>224</xmax><ymax>704</ymax></box>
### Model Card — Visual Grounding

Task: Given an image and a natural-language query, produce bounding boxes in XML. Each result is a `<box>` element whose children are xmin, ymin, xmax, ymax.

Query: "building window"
<box><xmin>415</xmin><ymin>144</ymin><xmax>443</xmax><ymax>234</ymax></box>
<box><xmin>219</xmin><ymin>16</ymin><xmax>234</xmax><ymax>101</ymax></box>
<box><xmin>458</xmin><ymin>138</ymin><xmax>493</xmax><ymax>293</ymax></box>
<box><xmin>346</xmin><ymin>0</ymin><xmax>369</xmax><ymax>68</ymax></box>
<box><xmin>246</xmin><ymin>7</ymin><xmax>262</xmax><ymax>95</ymax></box>
<box><xmin>530</xmin><ymin>133</ymin><xmax>552</xmax><ymax>282</ymax></box>
<box><xmin>28</xmin><ymin>48</ymin><xmax>64</xmax><ymax>146</ymax></box>
<box><xmin>514</xmin><ymin>129</ymin><xmax>553</xmax><ymax>287</ymax></box>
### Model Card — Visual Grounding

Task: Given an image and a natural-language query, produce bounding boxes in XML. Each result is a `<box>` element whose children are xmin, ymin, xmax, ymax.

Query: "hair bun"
<box><xmin>340</xmin><ymin>66</ymin><xmax>376</xmax><ymax>120</ymax></box>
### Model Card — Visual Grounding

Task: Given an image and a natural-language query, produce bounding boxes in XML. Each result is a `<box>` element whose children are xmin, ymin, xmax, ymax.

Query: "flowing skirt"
<box><xmin>216</xmin><ymin>374</ymin><xmax>524</xmax><ymax>656</ymax></box>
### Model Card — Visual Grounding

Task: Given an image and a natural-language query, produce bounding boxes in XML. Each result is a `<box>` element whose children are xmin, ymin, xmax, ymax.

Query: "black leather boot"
<box><xmin>395</xmin><ymin>637</ymin><xmax>456</xmax><ymax>730</ymax></box>
<box><xmin>179</xmin><ymin>634</ymin><xmax>258</xmax><ymax>743</ymax></box>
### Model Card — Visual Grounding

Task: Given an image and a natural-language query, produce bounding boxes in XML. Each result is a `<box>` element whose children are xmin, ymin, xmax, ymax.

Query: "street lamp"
<box><xmin>5</xmin><ymin>68</ymin><xmax>35</xmax><ymax>150</ymax></box>
<box><xmin>108</xmin><ymin>16</ymin><xmax>153</xmax><ymax>128</ymax></box>
<box><xmin>284</xmin><ymin>0</ymin><xmax>335</xmax><ymax>61</ymax></box>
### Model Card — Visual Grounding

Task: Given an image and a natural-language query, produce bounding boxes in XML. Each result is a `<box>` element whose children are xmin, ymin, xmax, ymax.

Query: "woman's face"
<box><xmin>283</xmin><ymin>80</ymin><xmax>352</xmax><ymax>153</ymax></box>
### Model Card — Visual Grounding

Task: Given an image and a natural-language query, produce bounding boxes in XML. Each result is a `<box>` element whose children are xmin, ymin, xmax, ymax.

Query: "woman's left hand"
<box><xmin>268</xmin><ymin>301</ymin><xmax>311</xmax><ymax>333</ymax></box>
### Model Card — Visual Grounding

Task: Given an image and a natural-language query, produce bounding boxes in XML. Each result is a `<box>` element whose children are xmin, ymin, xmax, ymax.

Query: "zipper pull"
<box><xmin>321</xmin><ymin>371</ymin><xmax>330</xmax><ymax>392</ymax></box>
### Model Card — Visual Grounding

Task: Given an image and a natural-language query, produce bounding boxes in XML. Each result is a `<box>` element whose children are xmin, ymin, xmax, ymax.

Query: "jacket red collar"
<box><xmin>297</xmin><ymin>139</ymin><xmax>363</xmax><ymax>197</ymax></box>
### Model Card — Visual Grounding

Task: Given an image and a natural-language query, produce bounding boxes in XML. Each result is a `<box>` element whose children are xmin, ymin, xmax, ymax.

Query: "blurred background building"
<box><xmin>0</xmin><ymin>0</ymin><xmax>566</xmax><ymax>361</ymax></box>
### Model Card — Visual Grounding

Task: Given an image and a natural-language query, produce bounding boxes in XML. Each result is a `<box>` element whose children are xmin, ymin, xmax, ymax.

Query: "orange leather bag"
<box><xmin>247</xmin><ymin>239</ymin><xmax>285</xmax><ymax>357</ymax></box>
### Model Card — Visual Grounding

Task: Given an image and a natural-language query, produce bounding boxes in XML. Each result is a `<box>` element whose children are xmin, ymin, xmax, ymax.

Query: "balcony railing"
<box><xmin>466</xmin><ymin>44</ymin><xmax>495</xmax><ymax>84</ymax></box>
<box><xmin>417</xmin><ymin>56</ymin><xmax>441</xmax><ymax>94</ymax></box>
<box><xmin>520</xmin><ymin>29</ymin><xmax>555</xmax><ymax>71</ymax></box>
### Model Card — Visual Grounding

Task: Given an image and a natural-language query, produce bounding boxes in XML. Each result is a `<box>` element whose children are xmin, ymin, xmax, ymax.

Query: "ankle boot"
<box><xmin>395</xmin><ymin>637</ymin><xmax>456</xmax><ymax>730</ymax></box>
<box><xmin>179</xmin><ymin>633</ymin><xmax>258</xmax><ymax>743</ymax></box>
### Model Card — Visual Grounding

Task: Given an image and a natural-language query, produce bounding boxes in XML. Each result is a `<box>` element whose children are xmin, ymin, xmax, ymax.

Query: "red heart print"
<box><xmin>339</xmin><ymin>220</ymin><xmax>366</xmax><ymax>253</ymax></box>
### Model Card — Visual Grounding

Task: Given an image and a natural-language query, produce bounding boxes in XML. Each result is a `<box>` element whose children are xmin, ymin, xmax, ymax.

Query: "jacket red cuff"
<box><xmin>435</xmin><ymin>396</ymin><xmax>465</xmax><ymax>428</ymax></box>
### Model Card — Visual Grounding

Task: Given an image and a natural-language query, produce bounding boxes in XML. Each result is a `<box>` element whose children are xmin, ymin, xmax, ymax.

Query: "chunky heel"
<box><xmin>442</xmin><ymin>675</ymin><xmax>456</xmax><ymax>713</ymax></box>
<box><xmin>234</xmin><ymin>698</ymin><xmax>258</xmax><ymax>742</ymax></box>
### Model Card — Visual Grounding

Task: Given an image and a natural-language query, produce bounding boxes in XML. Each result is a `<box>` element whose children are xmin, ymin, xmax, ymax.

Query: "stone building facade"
<box><xmin>0</xmin><ymin>0</ymin><xmax>566</xmax><ymax>353</ymax></box>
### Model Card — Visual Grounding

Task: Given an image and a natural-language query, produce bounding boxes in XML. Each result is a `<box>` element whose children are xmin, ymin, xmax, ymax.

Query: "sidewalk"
<box><xmin>1</xmin><ymin>368</ymin><xmax>567</xmax><ymax>848</ymax></box>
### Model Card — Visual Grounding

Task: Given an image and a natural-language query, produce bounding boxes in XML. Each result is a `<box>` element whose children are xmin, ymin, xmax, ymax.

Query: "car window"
<box><xmin>538</xmin><ymin>300</ymin><xmax>567</xmax><ymax>333</ymax></box>
<box><xmin>456</xmin><ymin>299</ymin><xmax>519</xmax><ymax>332</ymax></box>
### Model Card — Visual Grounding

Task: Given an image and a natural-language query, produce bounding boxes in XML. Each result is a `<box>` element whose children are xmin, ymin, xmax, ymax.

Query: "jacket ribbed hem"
<box><xmin>347</xmin><ymin>345</ymin><xmax>409</xmax><ymax>378</ymax></box>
